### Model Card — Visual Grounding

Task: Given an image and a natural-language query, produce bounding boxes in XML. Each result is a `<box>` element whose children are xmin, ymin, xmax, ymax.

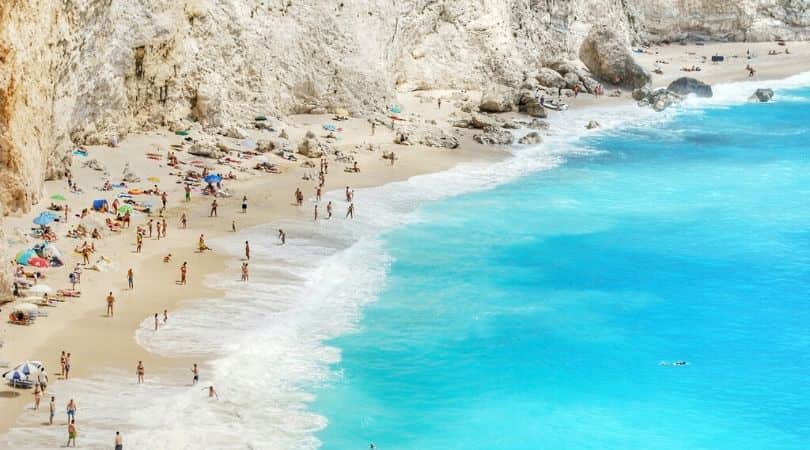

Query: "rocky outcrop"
<box><xmin>517</xmin><ymin>91</ymin><xmax>548</xmax><ymax>118</ymax></box>
<box><xmin>479</xmin><ymin>85</ymin><xmax>514</xmax><ymax>113</ymax></box>
<box><xmin>473</xmin><ymin>127</ymin><xmax>514</xmax><ymax>146</ymax></box>
<box><xmin>518</xmin><ymin>132</ymin><xmax>541</xmax><ymax>145</ymax></box>
<box><xmin>394</xmin><ymin>125</ymin><xmax>459</xmax><ymax>149</ymax></box>
<box><xmin>667</xmin><ymin>77</ymin><xmax>713</xmax><ymax>98</ymax></box>
<box><xmin>297</xmin><ymin>131</ymin><xmax>329</xmax><ymax>159</ymax></box>
<box><xmin>579</xmin><ymin>25</ymin><xmax>651</xmax><ymax>89</ymax></box>
<box><xmin>750</xmin><ymin>88</ymin><xmax>774</xmax><ymax>102</ymax></box>
<box><xmin>536</xmin><ymin>68</ymin><xmax>567</xmax><ymax>89</ymax></box>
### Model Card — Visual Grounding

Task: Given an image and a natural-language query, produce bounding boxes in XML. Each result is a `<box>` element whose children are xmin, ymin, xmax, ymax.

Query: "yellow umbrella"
<box><xmin>147</xmin><ymin>176</ymin><xmax>161</xmax><ymax>183</ymax></box>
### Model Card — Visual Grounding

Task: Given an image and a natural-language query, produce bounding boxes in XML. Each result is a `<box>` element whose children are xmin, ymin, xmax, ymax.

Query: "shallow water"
<box><xmin>313</xmin><ymin>86</ymin><xmax>810</xmax><ymax>449</ymax></box>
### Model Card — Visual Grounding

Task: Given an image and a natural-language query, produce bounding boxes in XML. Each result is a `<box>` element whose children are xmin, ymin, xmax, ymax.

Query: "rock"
<box><xmin>580</xmin><ymin>76</ymin><xmax>600</xmax><ymax>93</ymax></box>
<box><xmin>473</xmin><ymin>127</ymin><xmax>514</xmax><ymax>146</ymax></box>
<box><xmin>470</xmin><ymin>113</ymin><xmax>503</xmax><ymax>129</ymax></box>
<box><xmin>394</xmin><ymin>125</ymin><xmax>459</xmax><ymax>149</ymax></box>
<box><xmin>188</xmin><ymin>141</ymin><xmax>223</xmax><ymax>158</ymax></box>
<box><xmin>585</xmin><ymin>120</ymin><xmax>600</xmax><ymax>129</ymax></box>
<box><xmin>479</xmin><ymin>85</ymin><xmax>514</xmax><ymax>113</ymax></box>
<box><xmin>297</xmin><ymin>137</ymin><xmax>327</xmax><ymax>158</ymax></box>
<box><xmin>536</xmin><ymin>68</ymin><xmax>567</xmax><ymax>89</ymax></box>
<box><xmin>516</xmin><ymin>90</ymin><xmax>548</xmax><ymax>118</ymax></box>
<box><xmin>81</xmin><ymin>158</ymin><xmax>106</xmax><ymax>172</ymax></box>
<box><xmin>121</xmin><ymin>163</ymin><xmax>141</xmax><ymax>183</ymax></box>
<box><xmin>279</xmin><ymin>129</ymin><xmax>289</xmax><ymax>139</ymax></box>
<box><xmin>548</xmin><ymin>61</ymin><xmax>579</xmax><ymax>76</ymax></box>
<box><xmin>518</xmin><ymin>131</ymin><xmax>541</xmax><ymax>145</ymax></box>
<box><xmin>632</xmin><ymin>87</ymin><xmax>652</xmax><ymax>101</ymax></box>
<box><xmin>653</xmin><ymin>99</ymin><xmax>670</xmax><ymax>112</ymax></box>
<box><xmin>222</xmin><ymin>126</ymin><xmax>248</xmax><ymax>139</ymax></box>
<box><xmin>667</xmin><ymin>77</ymin><xmax>713</xmax><ymax>97</ymax></box>
<box><xmin>257</xmin><ymin>137</ymin><xmax>291</xmax><ymax>154</ymax></box>
<box><xmin>528</xmin><ymin>119</ymin><xmax>549</xmax><ymax>130</ymax></box>
<box><xmin>563</xmin><ymin>72</ymin><xmax>581</xmax><ymax>89</ymax></box>
<box><xmin>579</xmin><ymin>25</ymin><xmax>651</xmax><ymax>89</ymax></box>
<box><xmin>750</xmin><ymin>88</ymin><xmax>774</xmax><ymax>102</ymax></box>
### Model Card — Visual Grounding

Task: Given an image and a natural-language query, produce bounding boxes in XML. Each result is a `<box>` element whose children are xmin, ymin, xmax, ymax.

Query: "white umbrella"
<box><xmin>26</xmin><ymin>284</ymin><xmax>52</xmax><ymax>295</ymax></box>
<box><xmin>42</xmin><ymin>243</ymin><xmax>62</xmax><ymax>259</ymax></box>
<box><xmin>2</xmin><ymin>360</ymin><xmax>43</xmax><ymax>382</ymax></box>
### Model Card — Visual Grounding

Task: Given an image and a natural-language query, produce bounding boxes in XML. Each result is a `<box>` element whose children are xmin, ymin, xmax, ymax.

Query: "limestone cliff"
<box><xmin>1</xmin><ymin>0</ymin><xmax>808</xmax><ymax>215</ymax></box>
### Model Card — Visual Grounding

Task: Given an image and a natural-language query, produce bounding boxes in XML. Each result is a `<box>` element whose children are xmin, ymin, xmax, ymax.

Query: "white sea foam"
<box><xmin>4</xmin><ymin>73</ymin><xmax>806</xmax><ymax>449</ymax></box>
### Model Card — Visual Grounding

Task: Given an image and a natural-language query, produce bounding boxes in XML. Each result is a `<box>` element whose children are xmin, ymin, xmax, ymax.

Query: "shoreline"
<box><xmin>2</xmin><ymin>40</ymin><xmax>810</xmax><ymax>445</ymax></box>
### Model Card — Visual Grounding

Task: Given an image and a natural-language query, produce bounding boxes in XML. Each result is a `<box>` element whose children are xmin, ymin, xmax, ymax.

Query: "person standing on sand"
<box><xmin>314</xmin><ymin>204</ymin><xmax>319</xmax><ymax>221</ymax></box>
<box><xmin>162</xmin><ymin>218</ymin><xmax>168</xmax><ymax>238</ymax></box>
<box><xmin>115</xmin><ymin>431</ymin><xmax>123</xmax><ymax>450</ymax></box>
<box><xmin>154</xmin><ymin>313</ymin><xmax>159</xmax><ymax>331</ymax></box>
<box><xmin>106</xmin><ymin>291</ymin><xmax>115</xmax><ymax>317</ymax></box>
<box><xmin>127</xmin><ymin>268</ymin><xmax>134</xmax><ymax>289</ymax></box>
<box><xmin>327</xmin><ymin>201</ymin><xmax>333</xmax><ymax>219</ymax></box>
<box><xmin>180</xmin><ymin>213</ymin><xmax>187</xmax><ymax>229</ymax></box>
<box><xmin>242</xmin><ymin>195</ymin><xmax>248</xmax><ymax>214</ymax></box>
<box><xmin>185</xmin><ymin>184</ymin><xmax>192</xmax><ymax>202</ymax></box>
<box><xmin>38</xmin><ymin>367</ymin><xmax>48</xmax><ymax>392</ymax></box>
<box><xmin>33</xmin><ymin>383</ymin><xmax>42</xmax><ymax>410</ymax></box>
<box><xmin>67</xmin><ymin>420</ymin><xmax>77</xmax><ymax>447</ymax></box>
<box><xmin>64</xmin><ymin>204</ymin><xmax>69</xmax><ymax>222</ymax></box>
<box><xmin>210</xmin><ymin>199</ymin><xmax>218</xmax><ymax>217</ymax></box>
<box><xmin>316</xmin><ymin>187</ymin><xmax>322</xmax><ymax>202</ymax></box>
<box><xmin>163</xmin><ymin>309</ymin><xmax>168</xmax><ymax>324</ymax></box>
<box><xmin>278</xmin><ymin>229</ymin><xmax>286</xmax><ymax>245</ymax></box>
<box><xmin>245</xmin><ymin>241</ymin><xmax>250</xmax><ymax>260</ymax></box>
<box><xmin>136</xmin><ymin>233</ymin><xmax>143</xmax><ymax>253</ymax></box>
<box><xmin>232</xmin><ymin>220</ymin><xmax>236</xmax><ymax>232</ymax></box>
<box><xmin>191</xmin><ymin>363</ymin><xmax>199</xmax><ymax>385</ymax></box>
<box><xmin>371</xmin><ymin>121</ymin><xmax>376</xmax><ymax>135</ymax></box>
<box><xmin>60</xmin><ymin>351</ymin><xmax>67</xmax><ymax>377</ymax></box>
<box><xmin>346</xmin><ymin>203</ymin><xmax>354</xmax><ymax>219</ymax></box>
<box><xmin>64</xmin><ymin>354</ymin><xmax>72</xmax><ymax>379</ymax></box>
<box><xmin>137</xmin><ymin>361</ymin><xmax>145</xmax><ymax>384</ymax></box>
<box><xmin>147</xmin><ymin>219</ymin><xmax>154</xmax><ymax>238</ymax></box>
<box><xmin>241</xmin><ymin>262</ymin><xmax>249</xmax><ymax>281</ymax></box>
<box><xmin>66</xmin><ymin>398</ymin><xmax>77</xmax><ymax>421</ymax></box>
<box><xmin>49</xmin><ymin>396</ymin><xmax>55</xmax><ymax>425</ymax></box>
<box><xmin>180</xmin><ymin>262</ymin><xmax>188</xmax><ymax>285</ymax></box>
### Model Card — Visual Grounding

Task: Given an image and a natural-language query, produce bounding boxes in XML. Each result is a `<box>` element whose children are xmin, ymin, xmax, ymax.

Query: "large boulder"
<box><xmin>518</xmin><ymin>131</ymin><xmax>541</xmax><ymax>145</ymax></box>
<box><xmin>563</xmin><ymin>72</ymin><xmax>581</xmax><ymax>89</ymax></box>
<box><xmin>479</xmin><ymin>85</ymin><xmax>514</xmax><ymax>113</ymax></box>
<box><xmin>297</xmin><ymin>132</ymin><xmax>328</xmax><ymax>158</ymax></box>
<box><xmin>257</xmin><ymin>137</ymin><xmax>292</xmax><ymax>154</ymax></box>
<box><xmin>394</xmin><ymin>125</ymin><xmax>459</xmax><ymax>149</ymax></box>
<box><xmin>536</xmin><ymin>68</ymin><xmax>567</xmax><ymax>89</ymax></box>
<box><xmin>188</xmin><ymin>140</ymin><xmax>224</xmax><ymax>159</ymax></box>
<box><xmin>517</xmin><ymin>91</ymin><xmax>548</xmax><ymax>118</ymax></box>
<box><xmin>632</xmin><ymin>86</ymin><xmax>652</xmax><ymax>101</ymax></box>
<box><xmin>667</xmin><ymin>77</ymin><xmax>713</xmax><ymax>98</ymax></box>
<box><xmin>548</xmin><ymin>61</ymin><xmax>580</xmax><ymax>76</ymax></box>
<box><xmin>579</xmin><ymin>25</ymin><xmax>651</xmax><ymax>89</ymax></box>
<box><xmin>750</xmin><ymin>88</ymin><xmax>774</xmax><ymax>102</ymax></box>
<box><xmin>473</xmin><ymin>127</ymin><xmax>514</xmax><ymax>146</ymax></box>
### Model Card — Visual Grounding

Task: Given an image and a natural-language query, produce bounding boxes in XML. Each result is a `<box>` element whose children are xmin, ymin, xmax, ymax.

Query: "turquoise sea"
<box><xmin>314</xmin><ymin>86</ymin><xmax>810</xmax><ymax>449</ymax></box>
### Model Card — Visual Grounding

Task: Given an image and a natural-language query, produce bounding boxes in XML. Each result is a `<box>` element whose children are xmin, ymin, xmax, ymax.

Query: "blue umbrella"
<box><xmin>204</xmin><ymin>174</ymin><xmax>223</xmax><ymax>184</ymax></box>
<box><xmin>33</xmin><ymin>212</ymin><xmax>56</xmax><ymax>226</ymax></box>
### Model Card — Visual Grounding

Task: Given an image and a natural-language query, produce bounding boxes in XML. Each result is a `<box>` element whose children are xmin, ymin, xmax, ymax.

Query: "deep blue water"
<box><xmin>314</xmin><ymin>88</ymin><xmax>810</xmax><ymax>449</ymax></box>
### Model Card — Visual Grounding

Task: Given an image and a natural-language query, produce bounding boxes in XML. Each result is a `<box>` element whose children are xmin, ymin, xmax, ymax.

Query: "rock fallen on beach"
<box><xmin>667</xmin><ymin>77</ymin><xmax>713</xmax><ymax>98</ymax></box>
<box><xmin>473</xmin><ymin>127</ymin><xmax>514</xmax><ymax>146</ymax></box>
<box><xmin>750</xmin><ymin>88</ymin><xmax>774</xmax><ymax>102</ymax></box>
<box><xmin>579</xmin><ymin>25</ymin><xmax>651</xmax><ymax>89</ymax></box>
<box><xmin>518</xmin><ymin>131</ymin><xmax>541</xmax><ymax>145</ymax></box>
<box><xmin>585</xmin><ymin>120</ymin><xmax>600</xmax><ymax>130</ymax></box>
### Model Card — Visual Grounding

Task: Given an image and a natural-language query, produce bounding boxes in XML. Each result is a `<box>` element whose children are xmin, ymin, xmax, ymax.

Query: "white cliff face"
<box><xmin>1</xmin><ymin>0</ymin><xmax>808</xmax><ymax>216</ymax></box>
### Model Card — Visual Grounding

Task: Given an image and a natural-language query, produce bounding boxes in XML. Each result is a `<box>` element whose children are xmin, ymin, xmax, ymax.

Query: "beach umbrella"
<box><xmin>27</xmin><ymin>284</ymin><xmax>53</xmax><ymax>295</ymax></box>
<box><xmin>15</xmin><ymin>249</ymin><xmax>36</xmax><ymax>265</ymax></box>
<box><xmin>33</xmin><ymin>212</ymin><xmax>56</xmax><ymax>226</ymax></box>
<box><xmin>41</xmin><ymin>243</ymin><xmax>62</xmax><ymax>259</ymax></box>
<box><xmin>11</xmin><ymin>304</ymin><xmax>39</xmax><ymax>316</ymax></box>
<box><xmin>117</xmin><ymin>204</ymin><xmax>134</xmax><ymax>214</ymax></box>
<box><xmin>204</xmin><ymin>174</ymin><xmax>223</xmax><ymax>184</ymax></box>
<box><xmin>50</xmin><ymin>194</ymin><xmax>67</xmax><ymax>202</ymax></box>
<box><xmin>27</xmin><ymin>257</ymin><xmax>49</xmax><ymax>268</ymax></box>
<box><xmin>10</xmin><ymin>360</ymin><xmax>43</xmax><ymax>376</ymax></box>
<box><xmin>147</xmin><ymin>176</ymin><xmax>161</xmax><ymax>183</ymax></box>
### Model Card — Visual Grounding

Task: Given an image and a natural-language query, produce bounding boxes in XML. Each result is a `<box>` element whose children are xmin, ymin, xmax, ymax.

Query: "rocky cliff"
<box><xmin>1</xmin><ymin>0</ymin><xmax>808</xmax><ymax>215</ymax></box>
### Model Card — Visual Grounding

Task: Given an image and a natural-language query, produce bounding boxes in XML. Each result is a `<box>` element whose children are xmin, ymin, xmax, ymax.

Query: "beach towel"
<box><xmin>323</xmin><ymin>124</ymin><xmax>337</xmax><ymax>132</ymax></box>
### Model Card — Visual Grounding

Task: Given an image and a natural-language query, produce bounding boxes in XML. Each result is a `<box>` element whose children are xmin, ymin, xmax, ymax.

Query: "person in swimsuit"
<box><xmin>191</xmin><ymin>364</ymin><xmax>199</xmax><ymax>385</ymax></box>
<box><xmin>241</xmin><ymin>196</ymin><xmax>248</xmax><ymax>214</ymax></box>
<box><xmin>115</xmin><ymin>431</ymin><xmax>123</xmax><ymax>450</ymax></box>
<box><xmin>64</xmin><ymin>354</ymin><xmax>72</xmax><ymax>379</ymax></box>
<box><xmin>208</xmin><ymin>385</ymin><xmax>219</xmax><ymax>399</ymax></box>
<box><xmin>137</xmin><ymin>361</ymin><xmax>145</xmax><ymax>384</ymax></box>
<box><xmin>67</xmin><ymin>420</ymin><xmax>77</xmax><ymax>447</ymax></box>
<box><xmin>49</xmin><ymin>396</ymin><xmax>55</xmax><ymax>425</ymax></box>
<box><xmin>245</xmin><ymin>241</ymin><xmax>250</xmax><ymax>260</ymax></box>
<box><xmin>278</xmin><ymin>229</ymin><xmax>286</xmax><ymax>245</ymax></box>
<box><xmin>180</xmin><ymin>262</ymin><xmax>188</xmax><ymax>285</ymax></box>
<box><xmin>154</xmin><ymin>313</ymin><xmax>159</xmax><ymax>331</ymax></box>
<box><xmin>106</xmin><ymin>292</ymin><xmax>115</xmax><ymax>317</ymax></box>
<box><xmin>66</xmin><ymin>398</ymin><xmax>77</xmax><ymax>421</ymax></box>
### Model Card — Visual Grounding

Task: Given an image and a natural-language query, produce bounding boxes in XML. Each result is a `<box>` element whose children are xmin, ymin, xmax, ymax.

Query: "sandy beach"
<box><xmin>2</xmin><ymin>39</ymin><xmax>810</xmax><ymax>442</ymax></box>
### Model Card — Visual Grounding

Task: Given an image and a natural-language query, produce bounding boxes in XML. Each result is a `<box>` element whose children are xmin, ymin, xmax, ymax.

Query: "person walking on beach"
<box><xmin>60</xmin><ymin>351</ymin><xmax>66</xmax><ymax>378</ymax></box>
<box><xmin>210</xmin><ymin>199</ymin><xmax>219</xmax><ymax>217</ymax></box>
<box><xmin>295</xmin><ymin>188</ymin><xmax>304</xmax><ymax>206</ymax></box>
<box><xmin>326</xmin><ymin>201</ymin><xmax>333</xmax><ymax>219</ymax></box>
<box><xmin>154</xmin><ymin>313</ymin><xmax>159</xmax><ymax>331</ymax></box>
<box><xmin>38</xmin><ymin>367</ymin><xmax>48</xmax><ymax>393</ymax></box>
<box><xmin>115</xmin><ymin>431</ymin><xmax>123</xmax><ymax>450</ymax></box>
<box><xmin>314</xmin><ymin>204</ymin><xmax>319</xmax><ymax>221</ymax></box>
<box><xmin>136</xmin><ymin>233</ymin><xmax>143</xmax><ymax>253</ymax></box>
<box><xmin>185</xmin><ymin>184</ymin><xmax>192</xmax><ymax>202</ymax></box>
<box><xmin>106</xmin><ymin>291</ymin><xmax>115</xmax><ymax>317</ymax></box>
<box><xmin>137</xmin><ymin>361</ymin><xmax>145</xmax><ymax>384</ymax></box>
<box><xmin>191</xmin><ymin>363</ymin><xmax>199</xmax><ymax>385</ymax></box>
<box><xmin>180</xmin><ymin>262</ymin><xmax>188</xmax><ymax>285</ymax></box>
<box><xmin>371</xmin><ymin>121</ymin><xmax>376</xmax><ymax>135</ymax></box>
<box><xmin>147</xmin><ymin>219</ymin><xmax>154</xmax><ymax>238</ymax></box>
<box><xmin>316</xmin><ymin>187</ymin><xmax>322</xmax><ymax>202</ymax></box>
<box><xmin>127</xmin><ymin>268</ymin><xmax>134</xmax><ymax>289</ymax></box>
<box><xmin>66</xmin><ymin>398</ymin><xmax>77</xmax><ymax>421</ymax></box>
<box><xmin>49</xmin><ymin>396</ymin><xmax>55</xmax><ymax>425</ymax></box>
<box><xmin>278</xmin><ymin>229</ymin><xmax>286</xmax><ymax>245</ymax></box>
<box><xmin>241</xmin><ymin>262</ymin><xmax>249</xmax><ymax>281</ymax></box>
<box><xmin>345</xmin><ymin>186</ymin><xmax>353</xmax><ymax>202</ymax></box>
<box><xmin>67</xmin><ymin>420</ymin><xmax>77</xmax><ymax>447</ymax></box>
<box><xmin>232</xmin><ymin>220</ymin><xmax>237</xmax><ymax>232</ymax></box>
<box><xmin>64</xmin><ymin>353</ymin><xmax>72</xmax><ymax>380</ymax></box>
<box><xmin>241</xmin><ymin>195</ymin><xmax>248</xmax><ymax>214</ymax></box>
<box><xmin>161</xmin><ymin>191</ymin><xmax>168</xmax><ymax>209</ymax></box>
<box><xmin>163</xmin><ymin>309</ymin><xmax>168</xmax><ymax>324</ymax></box>
<box><xmin>161</xmin><ymin>218</ymin><xmax>167</xmax><ymax>238</ymax></box>
<box><xmin>346</xmin><ymin>203</ymin><xmax>354</xmax><ymax>219</ymax></box>
<box><xmin>180</xmin><ymin>213</ymin><xmax>187</xmax><ymax>229</ymax></box>
<box><xmin>245</xmin><ymin>241</ymin><xmax>250</xmax><ymax>260</ymax></box>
